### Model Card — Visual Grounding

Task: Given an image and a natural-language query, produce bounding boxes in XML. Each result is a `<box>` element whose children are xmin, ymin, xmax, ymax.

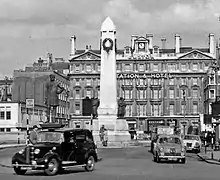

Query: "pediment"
<box><xmin>135</xmin><ymin>36</ymin><xmax>149</xmax><ymax>42</ymax></box>
<box><xmin>178</xmin><ymin>50</ymin><xmax>213</xmax><ymax>60</ymax></box>
<box><xmin>70</xmin><ymin>50</ymin><xmax>101</xmax><ymax>61</ymax></box>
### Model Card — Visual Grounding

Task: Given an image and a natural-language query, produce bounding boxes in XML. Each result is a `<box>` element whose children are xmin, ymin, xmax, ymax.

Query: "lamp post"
<box><xmin>65</xmin><ymin>90</ymin><xmax>69</xmax><ymax>127</ymax></box>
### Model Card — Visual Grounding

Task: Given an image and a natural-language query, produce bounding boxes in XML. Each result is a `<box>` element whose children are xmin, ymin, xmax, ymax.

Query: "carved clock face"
<box><xmin>138</xmin><ymin>42</ymin><xmax>145</xmax><ymax>49</ymax></box>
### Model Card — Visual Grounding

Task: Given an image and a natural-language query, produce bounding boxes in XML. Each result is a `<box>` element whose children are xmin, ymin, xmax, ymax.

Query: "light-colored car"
<box><xmin>153</xmin><ymin>134</ymin><xmax>186</xmax><ymax>163</ymax></box>
<box><xmin>183</xmin><ymin>134</ymin><xmax>202</xmax><ymax>153</ymax></box>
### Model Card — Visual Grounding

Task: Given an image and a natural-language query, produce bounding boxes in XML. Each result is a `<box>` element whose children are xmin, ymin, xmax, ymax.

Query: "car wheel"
<box><xmin>13</xmin><ymin>166</ymin><xmax>27</xmax><ymax>175</ymax></box>
<box><xmin>85</xmin><ymin>156</ymin><xmax>95</xmax><ymax>172</ymax></box>
<box><xmin>44</xmin><ymin>158</ymin><xmax>59</xmax><ymax>176</ymax></box>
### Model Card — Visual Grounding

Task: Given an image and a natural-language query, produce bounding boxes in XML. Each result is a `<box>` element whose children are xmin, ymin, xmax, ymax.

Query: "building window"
<box><xmin>138</xmin><ymin>90</ymin><xmax>145</xmax><ymax>99</ymax></box>
<box><xmin>169</xmin><ymin>78</ymin><xmax>175</xmax><ymax>85</ymax></box>
<box><xmin>193</xmin><ymin>103</ymin><xmax>198</xmax><ymax>114</ymax></box>
<box><xmin>75</xmin><ymin>79</ymin><xmax>80</xmax><ymax>86</ymax></box>
<box><xmin>181</xmin><ymin>64</ymin><xmax>186</xmax><ymax>71</ymax></box>
<box><xmin>181</xmin><ymin>78</ymin><xmax>187</xmax><ymax>85</ymax></box>
<box><xmin>192</xmin><ymin>63</ymin><xmax>198</xmax><ymax>71</ymax></box>
<box><xmin>0</xmin><ymin>111</ymin><xmax>4</xmax><ymax>120</ymax></box>
<box><xmin>169</xmin><ymin>104</ymin><xmax>174</xmax><ymax>115</ymax></box>
<box><xmin>86</xmin><ymin>79</ymin><xmax>92</xmax><ymax>86</ymax></box>
<box><xmin>210</xmin><ymin>90</ymin><xmax>215</xmax><ymax>99</ymax></box>
<box><xmin>169</xmin><ymin>89</ymin><xmax>174</xmax><ymax>99</ymax></box>
<box><xmin>97</xmin><ymin>64</ymin><xmax>101</xmax><ymax>72</ymax></box>
<box><xmin>75</xmin><ymin>64</ymin><xmax>80</xmax><ymax>72</ymax></box>
<box><xmin>75</xmin><ymin>103</ymin><xmax>80</xmax><ymax>115</ymax></box>
<box><xmin>86</xmin><ymin>89</ymin><xmax>92</xmax><ymax>98</ymax></box>
<box><xmin>152</xmin><ymin>104</ymin><xmax>161</xmax><ymax>116</ymax></box>
<box><xmin>181</xmin><ymin>104</ymin><xmax>186</xmax><ymax>114</ymax></box>
<box><xmin>192</xmin><ymin>89</ymin><xmax>198</xmax><ymax>98</ymax></box>
<box><xmin>6</xmin><ymin>111</ymin><xmax>11</xmax><ymax>120</ymax></box>
<box><xmin>86</xmin><ymin>64</ymin><xmax>92</xmax><ymax>72</ymax></box>
<box><xmin>97</xmin><ymin>79</ymin><xmax>100</xmax><ymax>86</ymax></box>
<box><xmin>168</xmin><ymin>64</ymin><xmax>175</xmax><ymax>71</ymax></box>
<box><xmin>125</xmin><ymin>104</ymin><xmax>132</xmax><ymax>116</ymax></box>
<box><xmin>124</xmin><ymin>79</ymin><xmax>132</xmax><ymax>86</ymax></box>
<box><xmin>139</xmin><ymin>64</ymin><xmax>144</xmax><ymax>71</ymax></box>
<box><xmin>75</xmin><ymin>89</ymin><xmax>80</xmax><ymax>99</ymax></box>
<box><xmin>209</xmin><ymin>76</ymin><xmax>214</xmax><ymax>84</ymax></box>
<box><xmin>116</xmin><ymin>64</ymin><xmax>121</xmax><ymax>71</ymax></box>
<box><xmin>151</xmin><ymin>79</ymin><xmax>160</xmax><ymax>85</ymax></box>
<box><xmin>153</xmin><ymin>64</ymin><xmax>159</xmax><ymax>71</ymax></box>
<box><xmin>124</xmin><ymin>90</ymin><xmax>132</xmax><ymax>99</ymax></box>
<box><xmin>125</xmin><ymin>64</ymin><xmax>131</xmax><ymax>72</ymax></box>
<box><xmin>138</xmin><ymin>79</ymin><xmax>145</xmax><ymax>86</ymax></box>
<box><xmin>138</xmin><ymin>104</ymin><xmax>146</xmax><ymax>116</ymax></box>
<box><xmin>6</xmin><ymin>128</ymin><xmax>11</xmax><ymax>132</ymax></box>
<box><xmin>192</xmin><ymin>78</ymin><xmax>197</xmax><ymax>85</ymax></box>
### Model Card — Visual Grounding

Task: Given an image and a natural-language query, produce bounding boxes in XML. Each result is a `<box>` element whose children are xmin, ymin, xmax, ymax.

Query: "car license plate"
<box><xmin>168</xmin><ymin>158</ymin><xmax>177</xmax><ymax>161</ymax></box>
<box><xmin>21</xmin><ymin>167</ymin><xmax>32</xmax><ymax>170</ymax></box>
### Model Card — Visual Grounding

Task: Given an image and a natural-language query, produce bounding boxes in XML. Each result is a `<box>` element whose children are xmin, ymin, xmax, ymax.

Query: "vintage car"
<box><xmin>11</xmin><ymin>124</ymin><xmax>98</xmax><ymax>176</ymax></box>
<box><xmin>183</xmin><ymin>134</ymin><xmax>202</xmax><ymax>153</ymax></box>
<box><xmin>153</xmin><ymin>134</ymin><xmax>186</xmax><ymax>163</ymax></box>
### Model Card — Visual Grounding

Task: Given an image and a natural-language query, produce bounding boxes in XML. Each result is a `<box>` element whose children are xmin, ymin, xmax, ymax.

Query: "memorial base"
<box><xmin>92</xmin><ymin>115</ymin><xmax>131</xmax><ymax>143</ymax></box>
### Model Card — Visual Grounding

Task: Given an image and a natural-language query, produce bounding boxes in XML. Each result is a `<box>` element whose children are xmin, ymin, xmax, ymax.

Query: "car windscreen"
<box><xmin>159</xmin><ymin>136</ymin><xmax>181</xmax><ymax>144</ymax></box>
<box><xmin>38</xmin><ymin>132</ymin><xmax>64</xmax><ymax>143</ymax></box>
<box><xmin>183</xmin><ymin>135</ymin><xmax>199</xmax><ymax>141</ymax></box>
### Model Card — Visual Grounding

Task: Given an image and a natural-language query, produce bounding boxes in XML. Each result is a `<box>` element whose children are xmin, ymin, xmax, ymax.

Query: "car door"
<box><xmin>74</xmin><ymin>131</ymin><xmax>87</xmax><ymax>163</ymax></box>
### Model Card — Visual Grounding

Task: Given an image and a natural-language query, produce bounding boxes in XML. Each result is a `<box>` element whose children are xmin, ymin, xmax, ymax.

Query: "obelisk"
<box><xmin>93</xmin><ymin>17</ymin><xmax>130</xmax><ymax>142</ymax></box>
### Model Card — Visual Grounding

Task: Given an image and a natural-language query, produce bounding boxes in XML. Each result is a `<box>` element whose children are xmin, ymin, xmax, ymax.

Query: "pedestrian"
<box><xmin>99</xmin><ymin>125</ymin><xmax>108</xmax><ymax>146</ymax></box>
<box><xmin>29</xmin><ymin>125</ymin><xmax>39</xmax><ymax>145</ymax></box>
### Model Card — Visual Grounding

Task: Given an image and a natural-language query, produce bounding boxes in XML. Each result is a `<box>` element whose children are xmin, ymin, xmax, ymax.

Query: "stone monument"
<box><xmin>92</xmin><ymin>17</ymin><xmax>130</xmax><ymax>142</ymax></box>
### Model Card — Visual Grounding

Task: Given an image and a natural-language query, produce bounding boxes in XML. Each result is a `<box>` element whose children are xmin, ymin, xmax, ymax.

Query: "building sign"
<box><xmin>147</xmin><ymin>119</ymin><xmax>165</xmax><ymax>132</ymax></box>
<box><xmin>117</xmin><ymin>73</ymin><xmax>173</xmax><ymax>79</ymax></box>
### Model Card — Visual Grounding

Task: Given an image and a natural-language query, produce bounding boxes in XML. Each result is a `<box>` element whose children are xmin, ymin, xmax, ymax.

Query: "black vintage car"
<box><xmin>11</xmin><ymin>125</ymin><xmax>99</xmax><ymax>176</ymax></box>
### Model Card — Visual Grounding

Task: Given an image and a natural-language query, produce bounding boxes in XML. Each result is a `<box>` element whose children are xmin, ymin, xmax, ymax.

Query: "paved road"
<box><xmin>0</xmin><ymin>147</ymin><xmax>219</xmax><ymax>180</ymax></box>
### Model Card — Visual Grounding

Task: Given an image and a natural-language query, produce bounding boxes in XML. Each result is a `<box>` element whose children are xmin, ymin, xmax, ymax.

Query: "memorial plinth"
<box><xmin>92</xmin><ymin>17</ymin><xmax>130</xmax><ymax>143</ymax></box>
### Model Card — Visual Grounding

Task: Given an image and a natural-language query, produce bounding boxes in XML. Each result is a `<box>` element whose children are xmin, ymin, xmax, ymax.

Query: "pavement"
<box><xmin>197</xmin><ymin>147</ymin><xmax>220</xmax><ymax>165</ymax></box>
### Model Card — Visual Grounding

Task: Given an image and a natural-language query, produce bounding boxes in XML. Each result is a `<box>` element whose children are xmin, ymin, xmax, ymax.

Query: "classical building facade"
<box><xmin>68</xmin><ymin>33</ymin><xmax>216</xmax><ymax>134</ymax></box>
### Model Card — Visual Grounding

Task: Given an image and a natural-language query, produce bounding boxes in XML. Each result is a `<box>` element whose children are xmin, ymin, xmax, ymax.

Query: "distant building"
<box><xmin>0</xmin><ymin>77</ymin><xmax>13</xmax><ymax>101</ymax></box>
<box><xmin>68</xmin><ymin>33</ymin><xmax>216</xmax><ymax>134</ymax></box>
<box><xmin>10</xmin><ymin>53</ymin><xmax>70</xmax><ymax>127</ymax></box>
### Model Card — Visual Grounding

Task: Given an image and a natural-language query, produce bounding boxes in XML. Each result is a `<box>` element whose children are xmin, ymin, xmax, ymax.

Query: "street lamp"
<box><xmin>65</xmin><ymin>90</ymin><xmax>70</xmax><ymax>127</ymax></box>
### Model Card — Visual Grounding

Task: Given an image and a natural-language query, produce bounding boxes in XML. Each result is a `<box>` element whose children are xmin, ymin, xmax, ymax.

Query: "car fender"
<box><xmin>12</xmin><ymin>152</ymin><xmax>26</xmax><ymax>164</ymax></box>
<box><xmin>84</xmin><ymin>149</ymin><xmax>97</xmax><ymax>162</ymax></box>
<box><xmin>42</xmin><ymin>152</ymin><xmax>62</xmax><ymax>166</ymax></box>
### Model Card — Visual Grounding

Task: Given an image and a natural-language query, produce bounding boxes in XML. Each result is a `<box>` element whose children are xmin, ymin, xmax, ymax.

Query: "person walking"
<box><xmin>29</xmin><ymin>125</ymin><xmax>39</xmax><ymax>145</ymax></box>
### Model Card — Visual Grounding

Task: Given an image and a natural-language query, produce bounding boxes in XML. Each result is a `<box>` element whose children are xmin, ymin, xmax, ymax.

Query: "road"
<box><xmin>0</xmin><ymin>147</ymin><xmax>219</xmax><ymax>180</ymax></box>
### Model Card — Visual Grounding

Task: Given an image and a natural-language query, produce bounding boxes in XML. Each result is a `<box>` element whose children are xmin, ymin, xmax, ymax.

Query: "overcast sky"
<box><xmin>1</xmin><ymin>0</ymin><xmax>220</xmax><ymax>78</ymax></box>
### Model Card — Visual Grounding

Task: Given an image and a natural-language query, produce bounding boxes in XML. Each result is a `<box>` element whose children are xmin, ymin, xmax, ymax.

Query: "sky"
<box><xmin>1</xmin><ymin>0</ymin><xmax>220</xmax><ymax>78</ymax></box>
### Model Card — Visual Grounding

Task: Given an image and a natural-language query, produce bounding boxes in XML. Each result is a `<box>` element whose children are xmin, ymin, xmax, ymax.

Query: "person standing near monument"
<box><xmin>45</xmin><ymin>74</ymin><xmax>65</xmax><ymax>123</ymax></box>
<box><xmin>99</xmin><ymin>125</ymin><xmax>108</xmax><ymax>146</ymax></box>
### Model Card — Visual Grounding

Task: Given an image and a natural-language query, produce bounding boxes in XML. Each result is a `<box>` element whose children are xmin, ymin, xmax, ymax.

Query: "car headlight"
<box><xmin>34</xmin><ymin>149</ymin><xmax>40</xmax><ymax>154</ymax></box>
<box><xmin>18</xmin><ymin>149</ymin><xmax>25</xmax><ymax>154</ymax></box>
<box><xmin>159</xmin><ymin>147</ymin><xmax>164</xmax><ymax>152</ymax></box>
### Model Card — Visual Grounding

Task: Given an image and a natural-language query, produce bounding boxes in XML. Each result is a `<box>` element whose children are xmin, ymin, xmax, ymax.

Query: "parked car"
<box><xmin>11</xmin><ymin>125</ymin><xmax>98</xmax><ymax>176</ymax></box>
<box><xmin>183</xmin><ymin>134</ymin><xmax>202</xmax><ymax>153</ymax></box>
<box><xmin>153</xmin><ymin>134</ymin><xmax>186</xmax><ymax>163</ymax></box>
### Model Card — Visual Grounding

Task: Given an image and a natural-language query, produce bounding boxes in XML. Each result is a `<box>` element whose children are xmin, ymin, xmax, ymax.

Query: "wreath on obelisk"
<box><xmin>102</xmin><ymin>38</ymin><xmax>113</xmax><ymax>53</ymax></box>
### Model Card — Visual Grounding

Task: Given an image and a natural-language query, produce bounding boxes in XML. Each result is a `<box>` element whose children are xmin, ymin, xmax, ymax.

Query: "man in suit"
<box><xmin>29</xmin><ymin>125</ymin><xmax>39</xmax><ymax>145</ymax></box>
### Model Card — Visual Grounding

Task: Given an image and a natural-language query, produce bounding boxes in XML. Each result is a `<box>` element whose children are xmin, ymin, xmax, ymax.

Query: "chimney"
<box><xmin>85</xmin><ymin>45</ymin><xmax>89</xmax><ymax>51</ymax></box>
<box><xmin>146</xmin><ymin>34</ymin><xmax>153</xmax><ymax>49</ymax></box>
<box><xmin>161</xmin><ymin>38</ymin><xmax>166</xmax><ymax>49</ymax></box>
<box><xmin>70</xmin><ymin>35</ymin><xmax>76</xmax><ymax>56</ymax></box>
<box><xmin>175</xmin><ymin>34</ymin><xmax>180</xmax><ymax>54</ymax></box>
<box><xmin>209</xmin><ymin>33</ymin><xmax>215</xmax><ymax>54</ymax></box>
<box><xmin>131</xmin><ymin>35</ymin><xmax>138</xmax><ymax>51</ymax></box>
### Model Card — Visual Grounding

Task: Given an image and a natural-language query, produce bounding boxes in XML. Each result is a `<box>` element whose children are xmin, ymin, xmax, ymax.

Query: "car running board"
<box><xmin>62</xmin><ymin>164</ymin><xmax>86</xmax><ymax>169</ymax></box>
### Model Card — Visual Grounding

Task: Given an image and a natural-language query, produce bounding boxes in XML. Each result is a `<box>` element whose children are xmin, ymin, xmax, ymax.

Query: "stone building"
<box><xmin>68</xmin><ymin>32</ymin><xmax>216</xmax><ymax>134</ymax></box>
